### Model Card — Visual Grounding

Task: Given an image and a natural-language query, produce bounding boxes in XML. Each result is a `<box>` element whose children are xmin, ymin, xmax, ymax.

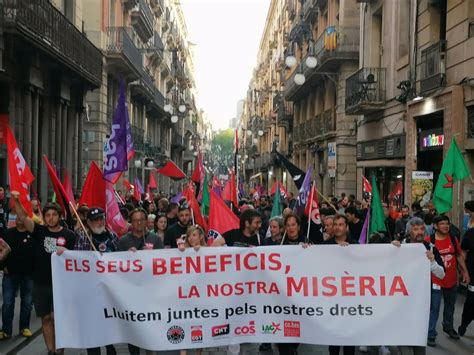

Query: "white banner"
<box><xmin>52</xmin><ymin>245</ymin><xmax>430</xmax><ymax>350</ymax></box>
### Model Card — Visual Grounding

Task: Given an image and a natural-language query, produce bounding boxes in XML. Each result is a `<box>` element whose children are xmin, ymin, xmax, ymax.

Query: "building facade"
<box><xmin>351</xmin><ymin>0</ymin><xmax>474</xmax><ymax>226</ymax></box>
<box><xmin>0</xmin><ymin>0</ymin><xmax>103</xmax><ymax>202</ymax></box>
<box><xmin>83</xmin><ymin>0</ymin><xmax>199</xmax><ymax>195</ymax></box>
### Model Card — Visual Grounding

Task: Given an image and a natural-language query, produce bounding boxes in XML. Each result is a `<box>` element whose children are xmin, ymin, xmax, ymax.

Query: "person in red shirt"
<box><xmin>425</xmin><ymin>215</ymin><xmax>470</xmax><ymax>347</ymax></box>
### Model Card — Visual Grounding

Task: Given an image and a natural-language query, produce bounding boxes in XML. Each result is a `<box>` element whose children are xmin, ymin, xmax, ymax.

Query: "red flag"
<box><xmin>363</xmin><ymin>176</ymin><xmax>372</xmax><ymax>194</ymax></box>
<box><xmin>122</xmin><ymin>179</ymin><xmax>132</xmax><ymax>192</ymax></box>
<box><xmin>63</xmin><ymin>169</ymin><xmax>75</xmax><ymax>206</ymax></box>
<box><xmin>191</xmin><ymin>151</ymin><xmax>203</xmax><ymax>183</ymax></box>
<box><xmin>43</xmin><ymin>155</ymin><xmax>72</xmax><ymax>217</ymax></box>
<box><xmin>148</xmin><ymin>171</ymin><xmax>157</xmax><ymax>189</ymax></box>
<box><xmin>304</xmin><ymin>185</ymin><xmax>321</xmax><ymax>224</ymax></box>
<box><xmin>212</xmin><ymin>176</ymin><xmax>222</xmax><ymax>188</ymax></box>
<box><xmin>183</xmin><ymin>187</ymin><xmax>208</xmax><ymax>232</ymax></box>
<box><xmin>79</xmin><ymin>162</ymin><xmax>106</xmax><ymax>210</ymax></box>
<box><xmin>389</xmin><ymin>180</ymin><xmax>403</xmax><ymax>201</ymax></box>
<box><xmin>156</xmin><ymin>160</ymin><xmax>186</xmax><ymax>180</ymax></box>
<box><xmin>222</xmin><ymin>169</ymin><xmax>238</xmax><ymax>208</ymax></box>
<box><xmin>270</xmin><ymin>181</ymin><xmax>288</xmax><ymax>198</ymax></box>
<box><xmin>208</xmin><ymin>190</ymin><xmax>239</xmax><ymax>245</ymax></box>
<box><xmin>133</xmin><ymin>178</ymin><xmax>141</xmax><ymax>202</ymax></box>
<box><xmin>6</xmin><ymin>124</ymin><xmax>34</xmax><ymax>216</ymax></box>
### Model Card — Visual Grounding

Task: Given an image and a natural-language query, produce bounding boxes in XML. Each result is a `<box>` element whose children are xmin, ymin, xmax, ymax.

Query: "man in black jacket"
<box><xmin>392</xmin><ymin>217</ymin><xmax>445</xmax><ymax>352</ymax></box>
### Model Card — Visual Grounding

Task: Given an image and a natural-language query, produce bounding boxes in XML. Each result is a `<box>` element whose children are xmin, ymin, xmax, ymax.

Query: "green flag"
<box><xmin>201</xmin><ymin>175</ymin><xmax>210</xmax><ymax>217</ymax></box>
<box><xmin>369</xmin><ymin>175</ymin><xmax>386</xmax><ymax>239</ymax></box>
<box><xmin>433</xmin><ymin>138</ymin><xmax>470</xmax><ymax>214</ymax></box>
<box><xmin>271</xmin><ymin>180</ymin><xmax>282</xmax><ymax>218</ymax></box>
<box><xmin>51</xmin><ymin>192</ymin><xmax>56</xmax><ymax>203</ymax></box>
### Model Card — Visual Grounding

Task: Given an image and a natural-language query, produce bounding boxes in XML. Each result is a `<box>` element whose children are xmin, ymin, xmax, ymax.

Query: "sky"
<box><xmin>180</xmin><ymin>0</ymin><xmax>271</xmax><ymax>131</ymax></box>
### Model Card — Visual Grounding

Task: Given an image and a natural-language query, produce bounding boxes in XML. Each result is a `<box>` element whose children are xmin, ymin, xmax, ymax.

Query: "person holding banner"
<box><xmin>281</xmin><ymin>213</ymin><xmax>304</xmax><ymax>245</ymax></box>
<box><xmin>212</xmin><ymin>209</ymin><xmax>262</xmax><ymax>247</ymax></box>
<box><xmin>11</xmin><ymin>192</ymin><xmax>77</xmax><ymax>355</ymax></box>
<box><xmin>264</xmin><ymin>216</ymin><xmax>284</xmax><ymax>246</ymax></box>
<box><xmin>323</xmin><ymin>214</ymin><xmax>357</xmax><ymax>355</ymax></box>
<box><xmin>391</xmin><ymin>217</ymin><xmax>445</xmax><ymax>354</ymax></box>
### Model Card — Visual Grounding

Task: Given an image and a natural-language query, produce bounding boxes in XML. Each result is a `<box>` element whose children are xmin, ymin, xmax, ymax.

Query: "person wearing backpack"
<box><xmin>425</xmin><ymin>215</ymin><xmax>470</xmax><ymax>347</ymax></box>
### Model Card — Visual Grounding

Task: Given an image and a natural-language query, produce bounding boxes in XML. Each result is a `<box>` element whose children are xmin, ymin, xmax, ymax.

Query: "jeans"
<box><xmin>1</xmin><ymin>274</ymin><xmax>33</xmax><ymax>335</ymax></box>
<box><xmin>428</xmin><ymin>286</ymin><xmax>457</xmax><ymax>340</ymax></box>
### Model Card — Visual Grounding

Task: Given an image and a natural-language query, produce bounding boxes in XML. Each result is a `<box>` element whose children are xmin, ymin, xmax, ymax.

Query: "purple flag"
<box><xmin>294</xmin><ymin>165</ymin><xmax>313</xmax><ymax>216</ymax></box>
<box><xmin>103</xmin><ymin>81</ymin><xmax>133</xmax><ymax>183</ymax></box>
<box><xmin>134</xmin><ymin>177</ymin><xmax>144</xmax><ymax>195</ymax></box>
<box><xmin>359</xmin><ymin>209</ymin><xmax>371</xmax><ymax>244</ymax></box>
<box><xmin>170</xmin><ymin>192</ymin><xmax>183</xmax><ymax>204</ymax></box>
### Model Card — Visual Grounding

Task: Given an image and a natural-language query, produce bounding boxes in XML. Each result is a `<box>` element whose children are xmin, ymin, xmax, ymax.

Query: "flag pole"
<box><xmin>191</xmin><ymin>207</ymin><xmax>195</xmax><ymax>226</ymax></box>
<box><xmin>306</xmin><ymin>182</ymin><xmax>315</xmax><ymax>243</ymax></box>
<box><xmin>68</xmin><ymin>201</ymin><xmax>97</xmax><ymax>252</ymax></box>
<box><xmin>280</xmin><ymin>230</ymin><xmax>287</xmax><ymax>246</ymax></box>
<box><xmin>314</xmin><ymin>187</ymin><xmax>337</xmax><ymax>211</ymax></box>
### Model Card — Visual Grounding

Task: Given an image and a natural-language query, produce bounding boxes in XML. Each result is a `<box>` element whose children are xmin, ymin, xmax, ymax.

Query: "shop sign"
<box><xmin>419</xmin><ymin>128</ymin><xmax>444</xmax><ymax>151</ymax></box>
<box><xmin>327</xmin><ymin>142</ymin><xmax>336</xmax><ymax>178</ymax></box>
<box><xmin>357</xmin><ymin>134</ymin><xmax>405</xmax><ymax>160</ymax></box>
<box><xmin>411</xmin><ymin>171</ymin><xmax>433</xmax><ymax>207</ymax></box>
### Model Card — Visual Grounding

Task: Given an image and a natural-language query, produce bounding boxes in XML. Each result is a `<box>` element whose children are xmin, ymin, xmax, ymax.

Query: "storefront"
<box><xmin>356</xmin><ymin>134</ymin><xmax>406</xmax><ymax>204</ymax></box>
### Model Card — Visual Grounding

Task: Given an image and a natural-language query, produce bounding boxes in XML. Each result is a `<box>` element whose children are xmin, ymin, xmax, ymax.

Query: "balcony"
<box><xmin>171</xmin><ymin>132</ymin><xmax>185</xmax><ymax>150</ymax></box>
<box><xmin>420</xmin><ymin>40</ymin><xmax>446</xmax><ymax>95</ymax></box>
<box><xmin>131</xmin><ymin>68</ymin><xmax>155</xmax><ymax>101</ymax></box>
<box><xmin>131</xmin><ymin>0</ymin><xmax>154</xmax><ymax>42</ymax></box>
<box><xmin>152</xmin><ymin>86</ymin><xmax>165</xmax><ymax>111</ymax></box>
<box><xmin>149</xmin><ymin>0</ymin><xmax>164</xmax><ymax>17</ymax></box>
<box><xmin>276</xmin><ymin>99</ymin><xmax>294</xmax><ymax>128</ymax></box>
<box><xmin>285</xmin><ymin>26</ymin><xmax>359</xmax><ymax>100</ymax></box>
<box><xmin>105</xmin><ymin>27</ymin><xmax>142</xmax><ymax>80</ymax></box>
<box><xmin>345</xmin><ymin>67</ymin><xmax>386</xmax><ymax>115</ymax></box>
<box><xmin>160</xmin><ymin>54</ymin><xmax>172</xmax><ymax>77</ymax></box>
<box><xmin>303</xmin><ymin>0</ymin><xmax>318</xmax><ymax>23</ymax></box>
<box><xmin>184</xmin><ymin>118</ymin><xmax>195</xmax><ymax>134</ymax></box>
<box><xmin>0</xmin><ymin>0</ymin><xmax>103</xmax><ymax>87</ymax></box>
<box><xmin>131</xmin><ymin>126</ymin><xmax>145</xmax><ymax>147</ymax></box>
<box><xmin>134</xmin><ymin>142</ymin><xmax>163</xmax><ymax>157</ymax></box>
<box><xmin>183</xmin><ymin>150</ymin><xmax>195</xmax><ymax>161</ymax></box>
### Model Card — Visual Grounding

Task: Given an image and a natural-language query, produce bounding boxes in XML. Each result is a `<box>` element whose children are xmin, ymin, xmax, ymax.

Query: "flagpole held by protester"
<box><xmin>314</xmin><ymin>187</ymin><xmax>337</xmax><ymax>211</ymax></box>
<box><xmin>68</xmin><ymin>201</ymin><xmax>97</xmax><ymax>252</ymax></box>
<box><xmin>305</xmin><ymin>181</ymin><xmax>315</xmax><ymax>244</ymax></box>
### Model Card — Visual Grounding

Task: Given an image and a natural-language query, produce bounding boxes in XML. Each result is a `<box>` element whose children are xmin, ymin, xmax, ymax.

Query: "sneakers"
<box><xmin>359</xmin><ymin>346</ymin><xmax>368</xmax><ymax>353</ymax></box>
<box><xmin>21</xmin><ymin>328</ymin><xmax>32</xmax><ymax>337</ymax></box>
<box><xmin>458</xmin><ymin>325</ymin><xmax>467</xmax><ymax>337</ymax></box>
<box><xmin>443</xmin><ymin>328</ymin><xmax>460</xmax><ymax>339</ymax></box>
<box><xmin>0</xmin><ymin>331</ymin><xmax>10</xmax><ymax>340</ymax></box>
<box><xmin>427</xmin><ymin>338</ymin><xmax>436</xmax><ymax>347</ymax></box>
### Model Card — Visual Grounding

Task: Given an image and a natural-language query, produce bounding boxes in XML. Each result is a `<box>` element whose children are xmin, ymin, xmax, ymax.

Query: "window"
<box><xmin>63</xmin><ymin>0</ymin><xmax>75</xmax><ymax>24</ymax></box>
<box><xmin>398</xmin><ymin>0</ymin><xmax>409</xmax><ymax>59</ymax></box>
<box><xmin>469</xmin><ymin>21</ymin><xmax>474</xmax><ymax>38</ymax></box>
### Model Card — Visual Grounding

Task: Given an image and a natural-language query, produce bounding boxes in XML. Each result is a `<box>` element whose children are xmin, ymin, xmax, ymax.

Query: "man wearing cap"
<box><xmin>74</xmin><ymin>207</ymin><xmax>118</xmax><ymax>355</ymax></box>
<box><xmin>164</xmin><ymin>203</ymin><xmax>191</xmax><ymax>249</ymax></box>
<box><xmin>74</xmin><ymin>207</ymin><xmax>119</xmax><ymax>253</ymax></box>
<box><xmin>11</xmin><ymin>192</ymin><xmax>76</xmax><ymax>355</ymax></box>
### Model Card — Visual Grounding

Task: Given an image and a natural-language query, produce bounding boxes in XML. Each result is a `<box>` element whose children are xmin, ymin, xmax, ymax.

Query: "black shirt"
<box><xmin>167</xmin><ymin>216</ymin><xmax>179</xmax><ymax>228</ymax></box>
<box><xmin>117</xmin><ymin>231</ymin><xmax>163</xmax><ymax>251</ymax></box>
<box><xmin>222</xmin><ymin>229</ymin><xmax>261</xmax><ymax>247</ymax></box>
<box><xmin>164</xmin><ymin>223</ymin><xmax>189</xmax><ymax>248</ymax></box>
<box><xmin>32</xmin><ymin>224</ymin><xmax>76</xmax><ymax>286</ymax></box>
<box><xmin>2</xmin><ymin>227</ymin><xmax>35</xmax><ymax>276</ymax></box>
<box><xmin>349</xmin><ymin>219</ymin><xmax>364</xmax><ymax>242</ymax></box>
<box><xmin>282</xmin><ymin>234</ymin><xmax>305</xmax><ymax>246</ymax></box>
<box><xmin>323</xmin><ymin>235</ymin><xmax>359</xmax><ymax>245</ymax></box>
<box><xmin>264</xmin><ymin>236</ymin><xmax>282</xmax><ymax>246</ymax></box>
<box><xmin>461</xmin><ymin>228</ymin><xmax>474</xmax><ymax>282</ymax></box>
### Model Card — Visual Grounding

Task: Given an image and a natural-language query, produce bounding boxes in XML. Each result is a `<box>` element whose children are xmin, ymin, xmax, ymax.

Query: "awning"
<box><xmin>249</xmin><ymin>172</ymin><xmax>263</xmax><ymax>180</ymax></box>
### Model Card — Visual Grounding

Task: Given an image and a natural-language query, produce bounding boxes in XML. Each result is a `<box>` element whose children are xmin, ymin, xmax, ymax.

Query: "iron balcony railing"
<box><xmin>420</xmin><ymin>40</ymin><xmax>447</xmax><ymax>94</ymax></box>
<box><xmin>106</xmin><ymin>27</ymin><xmax>143</xmax><ymax>75</ymax></box>
<box><xmin>0</xmin><ymin>0</ymin><xmax>103</xmax><ymax>87</ymax></box>
<box><xmin>172</xmin><ymin>132</ymin><xmax>185</xmax><ymax>148</ymax></box>
<box><xmin>153</xmin><ymin>86</ymin><xmax>165</xmax><ymax>110</ymax></box>
<box><xmin>131</xmin><ymin>0</ymin><xmax>154</xmax><ymax>41</ymax></box>
<box><xmin>313</xmin><ymin>26</ymin><xmax>359</xmax><ymax>63</ymax></box>
<box><xmin>345</xmin><ymin>67</ymin><xmax>386</xmax><ymax>114</ymax></box>
<box><xmin>131</xmin><ymin>126</ymin><xmax>145</xmax><ymax>146</ymax></box>
<box><xmin>303</xmin><ymin>0</ymin><xmax>318</xmax><ymax>22</ymax></box>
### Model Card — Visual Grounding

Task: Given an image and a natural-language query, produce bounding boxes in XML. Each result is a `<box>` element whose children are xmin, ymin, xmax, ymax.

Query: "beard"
<box><xmin>91</xmin><ymin>225</ymin><xmax>106</xmax><ymax>235</ymax></box>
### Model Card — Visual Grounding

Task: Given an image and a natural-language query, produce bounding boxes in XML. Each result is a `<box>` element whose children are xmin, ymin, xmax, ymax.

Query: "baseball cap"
<box><xmin>87</xmin><ymin>207</ymin><xmax>105</xmax><ymax>220</ymax></box>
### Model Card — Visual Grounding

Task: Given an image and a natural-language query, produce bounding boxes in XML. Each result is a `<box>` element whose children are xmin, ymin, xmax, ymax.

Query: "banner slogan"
<box><xmin>52</xmin><ymin>245</ymin><xmax>430</xmax><ymax>350</ymax></box>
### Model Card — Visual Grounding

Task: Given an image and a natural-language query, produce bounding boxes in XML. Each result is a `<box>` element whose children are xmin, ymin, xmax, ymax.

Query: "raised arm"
<box><xmin>11</xmin><ymin>191</ymin><xmax>35</xmax><ymax>233</ymax></box>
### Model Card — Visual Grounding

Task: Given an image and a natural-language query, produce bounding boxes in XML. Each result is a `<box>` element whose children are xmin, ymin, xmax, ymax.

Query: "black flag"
<box><xmin>275</xmin><ymin>150</ymin><xmax>306</xmax><ymax>190</ymax></box>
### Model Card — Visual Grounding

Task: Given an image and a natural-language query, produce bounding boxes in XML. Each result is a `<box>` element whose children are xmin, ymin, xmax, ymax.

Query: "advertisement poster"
<box><xmin>411</xmin><ymin>171</ymin><xmax>434</xmax><ymax>207</ymax></box>
<box><xmin>327</xmin><ymin>142</ymin><xmax>336</xmax><ymax>178</ymax></box>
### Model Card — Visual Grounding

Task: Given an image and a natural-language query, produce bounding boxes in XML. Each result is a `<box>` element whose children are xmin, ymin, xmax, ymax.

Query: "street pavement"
<box><xmin>0</xmin><ymin>280</ymin><xmax>472</xmax><ymax>354</ymax></box>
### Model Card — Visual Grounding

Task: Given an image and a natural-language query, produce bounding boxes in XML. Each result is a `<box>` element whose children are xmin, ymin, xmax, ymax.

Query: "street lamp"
<box><xmin>134</xmin><ymin>159</ymin><xmax>141</xmax><ymax>168</ymax></box>
<box><xmin>171</xmin><ymin>115</ymin><xmax>179</xmax><ymax>124</ymax></box>
<box><xmin>258</xmin><ymin>129</ymin><xmax>264</xmax><ymax>137</ymax></box>
<box><xmin>146</xmin><ymin>160</ymin><xmax>154</xmax><ymax>168</ymax></box>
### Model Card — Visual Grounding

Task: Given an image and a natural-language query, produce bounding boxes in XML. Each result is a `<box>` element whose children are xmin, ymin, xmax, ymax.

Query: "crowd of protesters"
<box><xmin>0</xmin><ymin>184</ymin><xmax>471</xmax><ymax>355</ymax></box>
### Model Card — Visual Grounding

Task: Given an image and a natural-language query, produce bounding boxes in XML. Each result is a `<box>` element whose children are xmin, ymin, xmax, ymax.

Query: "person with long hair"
<box><xmin>153</xmin><ymin>213</ymin><xmax>168</xmax><ymax>242</ymax></box>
